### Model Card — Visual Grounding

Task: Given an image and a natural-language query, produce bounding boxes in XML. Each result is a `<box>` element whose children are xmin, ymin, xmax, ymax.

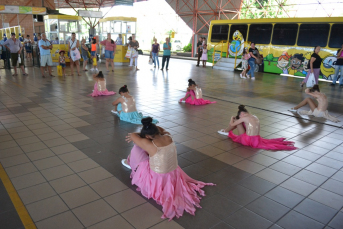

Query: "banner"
<box><xmin>78</xmin><ymin>10</ymin><xmax>102</xmax><ymax>18</ymax></box>
<box><xmin>19</xmin><ymin>6</ymin><xmax>32</xmax><ymax>14</ymax></box>
<box><xmin>5</xmin><ymin>5</ymin><xmax>19</xmax><ymax>13</ymax></box>
<box><xmin>32</xmin><ymin>7</ymin><xmax>46</xmax><ymax>14</ymax></box>
<box><xmin>0</xmin><ymin>5</ymin><xmax>46</xmax><ymax>14</ymax></box>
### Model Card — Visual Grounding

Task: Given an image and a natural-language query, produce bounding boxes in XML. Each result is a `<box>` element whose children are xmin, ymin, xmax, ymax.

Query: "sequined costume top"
<box><xmin>121</xmin><ymin>96</ymin><xmax>137</xmax><ymax>113</ymax></box>
<box><xmin>245</xmin><ymin>115</ymin><xmax>260</xmax><ymax>136</ymax></box>
<box><xmin>149</xmin><ymin>137</ymin><xmax>178</xmax><ymax>174</ymax></box>
<box><xmin>97</xmin><ymin>80</ymin><xmax>107</xmax><ymax>92</ymax></box>
<box><xmin>194</xmin><ymin>87</ymin><xmax>203</xmax><ymax>99</ymax></box>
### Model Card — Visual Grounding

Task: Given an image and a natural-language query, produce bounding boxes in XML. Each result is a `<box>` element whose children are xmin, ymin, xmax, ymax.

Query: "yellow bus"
<box><xmin>207</xmin><ymin>17</ymin><xmax>343</xmax><ymax>79</ymax></box>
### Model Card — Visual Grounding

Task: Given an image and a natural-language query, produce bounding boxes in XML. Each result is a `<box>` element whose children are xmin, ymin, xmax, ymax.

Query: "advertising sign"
<box><xmin>0</xmin><ymin>5</ymin><xmax>46</xmax><ymax>14</ymax></box>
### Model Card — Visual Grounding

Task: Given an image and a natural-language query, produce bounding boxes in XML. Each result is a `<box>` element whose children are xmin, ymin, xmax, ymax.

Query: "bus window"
<box><xmin>272</xmin><ymin>24</ymin><xmax>298</xmax><ymax>46</ymax></box>
<box><xmin>211</xmin><ymin>24</ymin><xmax>229</xmax><ymax>42</ymax></box>
<box><xmin>248</xmin><ymin>24</ymin><xmax>272</xmax><ymax>44</ymax></box>
<box><xmin>297</xmin><ymin>24</ymin><xmax>329</xmax><ymax>47</ymax></box>
<box><xmin>229</xmin><ymin>25</ymin><xmax>248</xmax><ymax>42</ymax></box>
<box><xmin>329</xmin><ymin>24</ymin><xmax>343</xmax><ymax>48</ymax></box>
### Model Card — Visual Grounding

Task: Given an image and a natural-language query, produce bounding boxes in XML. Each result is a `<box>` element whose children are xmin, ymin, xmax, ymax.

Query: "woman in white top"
<box><xmin>68</xmin><ymin>32</ymin><xmax>81</xmax><ymax>76</ymax></box>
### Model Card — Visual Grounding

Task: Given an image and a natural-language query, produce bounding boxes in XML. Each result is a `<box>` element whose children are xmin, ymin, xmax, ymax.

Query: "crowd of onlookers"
<box><xmin>1</xmin><ymin>31</ymin><xmax>341</xmax><ymax>87</ymax></box>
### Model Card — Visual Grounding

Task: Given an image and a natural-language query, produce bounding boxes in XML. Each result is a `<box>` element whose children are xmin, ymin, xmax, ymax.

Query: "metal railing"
<box><xmin>212</xmin><ymin>40</ymin><xmax>227</xmax><ymax>66</ymax></box>
<box><xmin>233</xmin><ymin>46</ymin><xmax>241</xmax><ymax>69</ymax></box>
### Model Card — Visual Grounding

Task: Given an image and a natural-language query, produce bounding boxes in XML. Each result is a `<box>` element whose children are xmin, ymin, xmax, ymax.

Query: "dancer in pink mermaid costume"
<box><xmin>90</xmin><ymin>71</ymin><xmax>116</xmax><ymax>97</ymax></box>
<box><xmin>218</xmin><ymin>105</ymin><xmax>296</xmax><ymax>151</ymax></box>
<box><xmin>122</xmin><ymin>117</ymin><xmax>214</xmax><ymax>220</ymax></box>
<box><xmin>179</xmin><ymin>79</ymin><xmax>216</xmax><ymax>105</ymax></box>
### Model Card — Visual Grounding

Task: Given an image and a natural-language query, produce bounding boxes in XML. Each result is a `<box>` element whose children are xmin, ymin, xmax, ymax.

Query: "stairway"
<box><xmin>212</xmin><ymin>58</ymin><xmax>240</xmax><ymax>71</ymax></box>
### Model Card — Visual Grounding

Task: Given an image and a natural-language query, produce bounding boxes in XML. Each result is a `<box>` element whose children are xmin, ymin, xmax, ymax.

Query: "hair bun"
<box><xmin>98</xmin><ymin>71</ymin><xmax>102</xmax><ymax>74</ymax></box>
<box><xmin>141</xmin><ymin>117</ymin><xmax>153</xmax><ymax>128</ymax></box>
<box><xmin>238</xmin><ymin>105</ymin><xmax>245</xmax><ymax>110</ymax></box>
<box><xmin>124</xmin><ymin>85</ymin><xmax>127</xmax><ymax>88</ymax></box>
<box><xmin>188</xmin><ymin>79</ymin><xmax>193</xmax><ymax>83</ymax></box>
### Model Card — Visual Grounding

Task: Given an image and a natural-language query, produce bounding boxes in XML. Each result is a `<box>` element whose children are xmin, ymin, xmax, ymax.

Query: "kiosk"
<box><xmin>0</xmin><ymin>26</ymin><xmax>22</xmax><ymax>40</ymax></box>
<box><xmin>98</xmin><ymin>17</ymin><xmax>137</xmax><ymax>64</ymax></box>
<box><xmin>44</xmin><ymin>15</ymin><xmax>83</xmax><ymax>63</ymax></box>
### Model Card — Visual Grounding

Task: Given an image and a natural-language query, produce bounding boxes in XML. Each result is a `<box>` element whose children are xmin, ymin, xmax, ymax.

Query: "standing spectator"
<box><xmin>151</xmin><ymin>38</ymin><xmax>160</xmax><ymax>69</ymax></box>
<box><xmin>116</xmin><ymin>34</ymin><xmax>123</xmax><ymax>45</ymax></box>
<box><xmin>81</xmin><ymin>38</ymin><xmax>89</xmax><ymax>71</ymax></box>
<box><xmin>24</xmin><ymin>35</ymin><xmax>32</xmax><ymax>61</ymax></box>
<box><xmin>68</xmin><ymin>32</ymin><xmax>81</xmax><ymax>76</ymax></box>
<box><xmin>59</xmin><ymin>50</ymin><xmax>66</xmax><ymax>77</ymax></box>
<box><xmin>196</xmin><ymin>37</ymin><xmax>203</xmax><ymax>66</ymax></box>
<box><xmin>100</xmin><ymin>33</ymin><xmax>116</xmax><ymax>72</ymax></box>
<box><xmin>201</xmin><ymin>44</ymin><xmax>208</xmax><ymax>67</ymax></box>
<box><xmin>38</xmin><ymin>33</ymin><xmax>54</xmax><ymax>78</ymax></box>
<box><xmin>330</xmin><ymin>43</ymin><xmax>343</xmax><ymax>88</ymax></box>
<box><xmin>300</xmin><ymin>46</ymin><xmax>322</xmax><ymax>87</ymax></box>
<box><xmin>129</xmin><ymin>34</ymin><xmax>139</xmax><ymax>70</ymax></box>
<box><xmin>247</xmin><ymin>42</ymin><xmax>258</xmax><ymax>80</ymax></box>
<box><xmin>161</xmin><ymin>37</ymin><xmax>171</xmax><ymax>71</ymax></box>
<box><xmin>3</xmin><ymin>32</ymin><xmax>27</xmax><ymax>76</ymax></box>
<box><xmin>90</xmin><ymin>37</ymin><xmax>97</xmax><ymax>71</ymax></box>
<box><xmin>202</xmin><ymin>37</ymin><xmax>207</xmax><ymax>47</ymax></box>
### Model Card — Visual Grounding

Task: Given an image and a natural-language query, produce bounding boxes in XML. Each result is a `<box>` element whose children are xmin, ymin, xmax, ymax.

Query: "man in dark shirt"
<box><xmin>330</xmin><ymin>43</ymin><xmax>343</xmax><ymax>87</ymax></box>
<box><xmin>196</xmin><ymin>37</ymin><xmax>203</xmax><ymax>66</ymax></box>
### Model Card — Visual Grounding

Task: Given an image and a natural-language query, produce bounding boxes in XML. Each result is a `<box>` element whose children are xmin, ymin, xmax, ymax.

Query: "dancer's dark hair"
<box><xmin>236</xmin><ymin>105</ymin><xmax>248</xmax><ymax>119</ymax></box>
<box><xmin>92</xmin><ymin>38</ymin><xmax>96</xmax><ymax>44</ymax></box>
<box><xmin>119</xmin><ymin>85</ymin><xmax>128</xmax><ymax>93</ymax></box>
<box><xmin>309</xmin><ymin>84</ymin><xmax>320</xmax><ymax>92</ymax></box>
<box><xmin>96</xmin><ymin>71</ymin><xmax>104</xmax><ymax>78</ymax></box>
<box><xmin>188</xmin><ymin>79</ymin><xmax>196</xmax><ymax>86</ymax></box>
<box><xmin>243</xmin><ymin>48</ymin><xmax>247</xmax><ymax>55</ymax></box>
<box><xmin>140</xmin><ymin>117</ymin><xmax>159</xmax><ymax>138</ymax></box>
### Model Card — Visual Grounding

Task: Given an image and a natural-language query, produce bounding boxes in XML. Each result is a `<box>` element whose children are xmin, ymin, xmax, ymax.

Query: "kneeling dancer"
<box><xmin>122</xmin><ymin>117</ymin><xmax>214</xmax><ymax>220</ymax></box>
<box><xmin>218</xmin><ymin>105</ymin><xmax>297</xmax><ymax>150</ymax></box>
<box><xmin>179</xmin><ymin>79</ymin><xmax>216</xmax><ymax>105</ymax></box>
<box><xmin>289</xmin><ymin>85</ymin><xmax>340</xmax><ymax>123</ymax></box>
<box><xmin>111</xmin><ymin>85</ymin><xmax>158</xmax><ymax>124</ymax></box>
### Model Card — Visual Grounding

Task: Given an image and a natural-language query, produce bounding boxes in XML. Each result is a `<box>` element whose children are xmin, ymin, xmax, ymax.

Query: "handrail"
<box><xmin>234</xmin><ymin>47</ymin><xmax>239</xmax><ymax>68</ymax></box>
<box><xmin>212</xmin><ymin>40</ymin><xmax>227</xmax><ymax>66</ymax></box>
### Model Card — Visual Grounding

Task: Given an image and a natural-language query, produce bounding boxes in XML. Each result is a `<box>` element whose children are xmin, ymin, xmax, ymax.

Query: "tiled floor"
<box><xmin>0</xmin><ymin>56</ymin><xmax>343</xmax><ymax>229</ymax></box>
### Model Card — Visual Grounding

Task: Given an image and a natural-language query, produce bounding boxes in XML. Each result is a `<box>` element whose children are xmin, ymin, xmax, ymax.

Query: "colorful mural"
<box><xmin>263</xmin><ymin>49</ymin><xmax>337</xmax><ymax>80</ymax></box>
<box><xmin>229</xmin><ymin>30</ymin><xmax>244</xmax><ymax>57</ymax></box>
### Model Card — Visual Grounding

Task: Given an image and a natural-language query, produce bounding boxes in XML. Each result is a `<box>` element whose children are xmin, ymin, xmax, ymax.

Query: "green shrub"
<box><xmin>183</xmin><ymin>43</ymin><xmax>192</xmax><ymax>52</ymax></box>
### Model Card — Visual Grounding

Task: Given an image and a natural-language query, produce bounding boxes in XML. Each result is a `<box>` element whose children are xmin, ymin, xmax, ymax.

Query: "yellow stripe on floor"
<box><xmin>0</xmin><ymin>163</ymin><xmax>36</xmax><ymax>229</ymax></box>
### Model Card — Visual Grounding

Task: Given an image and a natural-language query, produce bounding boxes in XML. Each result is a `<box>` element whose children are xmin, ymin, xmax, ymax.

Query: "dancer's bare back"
<box><xmin>315</xmin><ymin>93</ymin><xmax>328</xmax><ymax>111</ymax></box>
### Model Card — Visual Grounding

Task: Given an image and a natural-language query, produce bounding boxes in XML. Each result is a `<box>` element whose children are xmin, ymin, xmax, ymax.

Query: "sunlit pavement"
<box><xmin>0</xmin><ymin>56</ymin><xmax>343</xmax><ymax>229</ymax></box>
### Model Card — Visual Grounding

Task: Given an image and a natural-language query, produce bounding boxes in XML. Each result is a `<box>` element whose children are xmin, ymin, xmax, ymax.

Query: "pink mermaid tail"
<box><xmin>228</xmin><ymin>131</ymin><xmax>297</xmax><ymax>151</ymax></box>
<box><xmin>90</xmin><ymin>82</ymin><xmax>116</xmax><ymax>97</ymax></box>
<box><xmin>127</xmin><ymin>145</ymin><xmax>215</xmax><ymax>220</ymax></box>
<box><xmin>182</xmin><ymin>90</ymin><xmax>216</xmax><ymax>105</ymax></box>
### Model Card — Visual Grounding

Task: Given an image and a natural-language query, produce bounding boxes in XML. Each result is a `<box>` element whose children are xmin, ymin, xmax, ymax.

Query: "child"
<box><xmin>90</xmin><ymin>71</ymin><xmax>115</xmax><ymax>97</ymax></box>
<box><xmin>59</xmin><ymin>50</ymin><xmax>66</xmax><ymax>77</ymax></box>
<box><xmin>111</xmin><ymin>85</ymin><xmax>159</xmax><ymax>124</ymax></box>
<box><xmin>289</xmin><ymin>85</ymin><xmax>340</xmax><ymax>123</ymax></box>
<box><xmin>240</xmin><ymin>48</ymin><xmax>250</xmax><ymax>78</ymax></box>
<box><xmin>91</xmin><ymin>37</ymin><xmax>98</xmax><ymax>72</ymax></box>
<box><xmin>24</xmin><ymin>35</ymin><xmax>32</xmax><ymax>60</ymax></box>
<box><xmin>122</xmin><ymin>117</ymin><xmax>214</xmax><ymax>220</ymax></box>
<box><xmin>81</xmin><ymin>39</ymin><xmax>89</xmax><ymax>71</ymax></box>
<box><xmin>179</xmin><ymin>79</ymin><xmax>216</xmax><ymax>105</ymax></box>
<box><xmin>218</xmin><ymin>105</ymin><xmax>297</xmax><ymax>151</ymax></box>
<box><xmin>201</xmin><ymin>44</ymin><xmax>208</xmax><ymax>67</ymax></box>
